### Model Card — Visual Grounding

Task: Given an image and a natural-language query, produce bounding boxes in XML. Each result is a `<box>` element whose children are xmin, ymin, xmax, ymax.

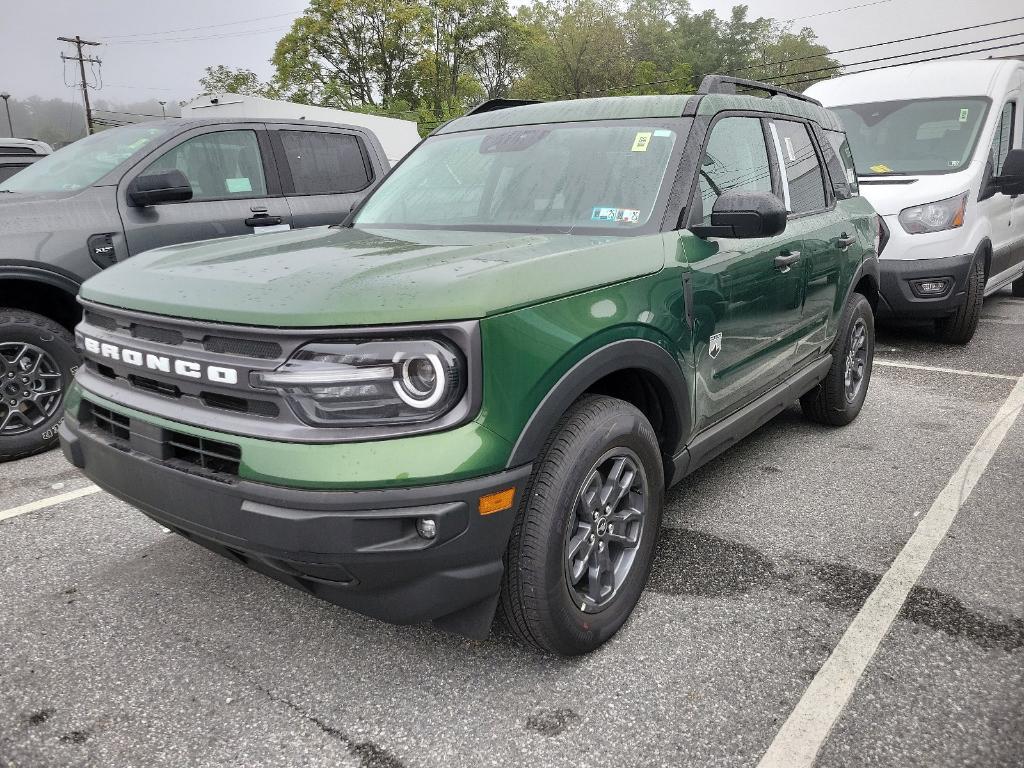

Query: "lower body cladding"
<box><xmin>876</xmin><ymin>251</ymin><xmax>975</xmax><ymax>320</ymax></box>
<box><xmin>59</xmin><ymin>398</ymin><xmax>532</xmax><ymax>639</ymax></box>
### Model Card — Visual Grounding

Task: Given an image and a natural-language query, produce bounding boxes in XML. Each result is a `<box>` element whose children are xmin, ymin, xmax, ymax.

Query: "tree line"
<box><xmin>200</xmin><ymin>0</ymin><xmax>839</xmax><ymax>132</ymax></box>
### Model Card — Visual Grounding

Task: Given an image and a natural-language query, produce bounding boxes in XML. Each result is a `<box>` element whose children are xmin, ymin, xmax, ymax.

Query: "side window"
<box><xmin>142</xmin><ymin>130</ymin><xmax>267</xmax><ymax>202</ymax></box>
<box><xmin>279</xmin><ymin>131</ymin><xmax>372</xmax><ymax>195</ymax></box>
<box><xmin>694</xmin><ymin>116</ymin><xmax>772</xmax><ymax>224</ymax></box>
<box><xmin>990</xmin><ymin>102</ymin><xmax>1015</xmax><ymax>175</ymax></box>
<box><xmin>770</xmin><ymin>120</ymin><xmax>827</xmax><ymax>214</ymax></box>
<box><xmin>822</xmin><ymin>130</ymin><xmax>859</xmax><ymax>200</ymax></box>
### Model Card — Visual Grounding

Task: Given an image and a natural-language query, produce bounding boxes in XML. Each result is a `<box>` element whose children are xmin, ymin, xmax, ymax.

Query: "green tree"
<box><xmin>746</xmin><ymin>26</ymin><xmax>840</xmax><ymax>91</ymax></box>
<box><xmin>196</xmin><ymin>65</ymin><xmax>274</xmax><ymax>98</ymax></box>
<box><xmin>471</xmin><ymin>0</ymin><xmax>528</xmax><ymax>100</ymax></box>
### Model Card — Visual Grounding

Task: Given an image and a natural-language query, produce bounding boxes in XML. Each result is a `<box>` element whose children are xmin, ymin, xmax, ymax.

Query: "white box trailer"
<box><xmin>181</xmin><ymin>93</ymin><xmax>421</xmax><ymax>164</ymax></box>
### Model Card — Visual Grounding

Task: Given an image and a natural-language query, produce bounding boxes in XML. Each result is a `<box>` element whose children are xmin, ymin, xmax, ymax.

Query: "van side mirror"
<box><xmin>994</xmin><ymin>149</ymin><xmax>1024</xmax><ymax>197</ymax></box>
<box><xmin>690</xmin><ymin>190</ymin><xmax>787</xmax><ymax>239</ymax></box>
<box><xmin>128</xmin><ymin>169</ymin><xmax>193</xmax><ymax>206</ymax></box>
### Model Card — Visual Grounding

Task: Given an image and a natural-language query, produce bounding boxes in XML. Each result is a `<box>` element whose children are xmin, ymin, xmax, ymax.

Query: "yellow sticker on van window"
<box><xmin>870</xmin><ymin>163</ymin><xmax>892</xmax><ymax>173</ymax></box>
<box><xmin>631</xmin><ymin>132</ymin><xmax>653</xmax><ymax>152</ymax></box>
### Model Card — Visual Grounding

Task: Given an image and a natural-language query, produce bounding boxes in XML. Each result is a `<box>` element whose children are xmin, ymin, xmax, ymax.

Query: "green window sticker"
<box><xmin>226</xmin><ymin>177</ymin><xmax>253</xmax><ymax>194</ymax></box>
<box><xmin>959</xmin><ymin>108</ymin><xmax>969</xmax><ymax>122</ymax></box>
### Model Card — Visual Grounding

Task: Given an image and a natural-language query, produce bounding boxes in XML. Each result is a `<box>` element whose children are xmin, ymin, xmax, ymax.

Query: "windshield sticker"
<box><xmin>784</xmin><ymin>137</ymin><xmax>796</xmax><ymax>162</ymax></box>
<box><xmin>949</xmin><ymin>159</ymin><xmax>961</xmax><ymax>168</ymax></box>
<box><xmin>869</xmin><ymin>163</ymin><xmax>892</xmax><ymax>173</ymax></box>
<box><xmin>226</xmin><ymin>177</ymin><xmax>253</xmax><ymax>193</ymax></box>
<box><xmin>959</xmin><ymin>108</ymin><xmax>969</xmax><ymax>122</ymax></box>
<box><xmin>631</xmin><ymin>132</ymin><xmax>653</xmax><ymax>152</ymax></box>
<box><xmin>653</xmin><ymin>129</ymin><xmax>673</xmax><ymax>138</ymax></box>
<box><xmin>591</xmin><ymin>207</ymin><xmax>641</xmax><ymax>224</ymax></box>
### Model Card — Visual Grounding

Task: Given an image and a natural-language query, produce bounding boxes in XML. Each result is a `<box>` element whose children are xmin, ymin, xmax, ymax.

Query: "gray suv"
<box><xmin>0</xmin><ymin>118</ymin><xmax>391</xmax><ymax>461</ymax></box>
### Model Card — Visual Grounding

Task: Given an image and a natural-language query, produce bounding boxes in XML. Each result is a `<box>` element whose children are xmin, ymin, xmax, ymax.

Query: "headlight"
<box><xmin>252</xmin><ymin>339</ymin><xmax>464</xmax><ymax>427</ymax></box>
<box><xmin>897</xmin><ymin>192</ymin><xmax>967</xmax><ymax>234</ymax></box>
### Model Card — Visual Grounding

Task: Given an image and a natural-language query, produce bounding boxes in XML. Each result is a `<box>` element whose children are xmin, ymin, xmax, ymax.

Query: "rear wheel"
<box><xmin>0</xmin><ymin>309</ymin><xmax>78</xmax><ymax>462</ymax></box>
<box><xmin>935</xmin><ymin>256</ymin><xmax>984</xmax><ymax>344</ymax></box>
<box><xmin>499</xmin><ymin>396</ymin><xmax>664</xmax><ymax>655</ymax></box>
<box><xmin>801</xmin><ymin>292</ymin><xmax>874</xmax><ymax>427</ymax></box>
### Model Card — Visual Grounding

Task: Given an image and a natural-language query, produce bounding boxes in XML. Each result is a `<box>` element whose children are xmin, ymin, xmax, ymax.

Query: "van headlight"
<box><xmin>252</xmin><ymin>339</ymin><xmax>465</xmax><ymax>426</ymax></box>
<box><xmin>897</xmin><ymin>192</ymin><xmax>967</xmax><ymax>234</ymax></box>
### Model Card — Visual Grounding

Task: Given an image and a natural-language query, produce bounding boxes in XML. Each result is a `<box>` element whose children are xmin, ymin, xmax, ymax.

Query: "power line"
<box><xmin>58</xmin><ymin>36</ymin><xmax>101</xmax><ymax>135</ymax></box>
<box><xmin>94</xmin><ymin>109</ymin><xmax>180</xmax><ymax>119</ymax></box>
<box><xmin>105</xmin><ymin>24</ymin><xmax>292</xmax><ymax>46</ymax></box>
<box><xmin>731</xmin><ymin>14</ymin><xmax>1024</xmax><ymax>75</ymax></box>
<box><xmin>99</xmin><ymin>10</ymin><xmax>304</xmax><ymax>40</ymax></box>
<box><xmin>785</xmin><ymin>0</ymin><xmax>893</xmax><ymax>23</ymax></box>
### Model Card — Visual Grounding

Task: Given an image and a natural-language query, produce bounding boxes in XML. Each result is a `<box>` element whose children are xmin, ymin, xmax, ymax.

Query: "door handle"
<box><xmin>774</xmin><ymin>250</ymin><xmax>801</xmax><ymax>271</ymax></box>
<box><xmin>245</xmin><ymin>215</ymin><xmax>284</xmax><ymax>227</ymax></box>
<box><xmin>837</xmin><ymin>233</ymin><xmax>857</xmax><ymax>249</ymax></box>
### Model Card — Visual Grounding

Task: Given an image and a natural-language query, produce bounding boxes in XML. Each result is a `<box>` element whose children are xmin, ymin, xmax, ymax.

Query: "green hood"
<box><xmin>80</xmin><ymin>226</ymin><xmax>665</xmax><ymax>327</ymax></box>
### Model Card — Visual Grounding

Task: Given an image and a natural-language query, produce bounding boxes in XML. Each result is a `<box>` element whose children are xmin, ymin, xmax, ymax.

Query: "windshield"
<box><xmin>0</xmin><ymin>123</ymin><xmax>173</xmax><ymax>193</ymax></box>
<box><xmin>831</xmin><ymin>98</ymin><xmax>989</xmax><ymax>176</ymax></box>
<box><xmin>354</xmin><ymin>119</ymin><xmax>685</xmax><ymax>234</ymax></box>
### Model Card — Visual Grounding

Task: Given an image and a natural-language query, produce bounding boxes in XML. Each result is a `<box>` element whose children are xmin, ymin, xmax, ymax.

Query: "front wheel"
<box><xmin>935</xmin><ymin>256</ymin><xmax>984</xmax><ymax>344</ymax></box>
<box><xmin>801</xmin><ymin>292</ymin><xmax>875</xmax><ymax>427</ymax></box>
<box><xmin>499</xmin><ymin>396</ymin><xmax>664</xmax><ymax>655</ymax></box>
<box><xmin>0</xmin><ymin>308</ymin><xmax>78</xmax><ymax>462</ymax></box>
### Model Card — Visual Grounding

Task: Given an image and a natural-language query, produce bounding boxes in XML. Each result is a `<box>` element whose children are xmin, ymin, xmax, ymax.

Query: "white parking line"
<box><xmin>875</xmin><ymin>359</ymin><xmax>1019</xmax><ymax>381</ymax></box>
<box><xmin>758</xmin><ymin>373</ymin><xmax>1024</xmax><ymax>768</ymax></box>
<box><xmin>0</xmin><ymin>484</ymin><xmax>101</xmax><ymax>523</ymax></box>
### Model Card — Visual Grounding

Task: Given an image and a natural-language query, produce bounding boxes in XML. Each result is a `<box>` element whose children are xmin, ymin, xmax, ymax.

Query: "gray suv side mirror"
<box><xmin>994</xmin><ymin>148</ymin><xmax>1024</xmax><ymax>197</ymax></box>
<box><xmin>128</xmin><ymin>169</ymin><xmax>193</xmax><ymax>207</ymax></box>
<box><xmin>690</xmin><ymin>190</ymin><xmax>788</xmax><ymax>239</ymax></box>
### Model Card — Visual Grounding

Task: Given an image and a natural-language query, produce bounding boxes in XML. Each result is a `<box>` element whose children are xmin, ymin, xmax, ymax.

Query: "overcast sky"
<box><xmin>0</xmin><ymin>0</ymin><xmax>1021</xmax><ymax>108</ymax></box>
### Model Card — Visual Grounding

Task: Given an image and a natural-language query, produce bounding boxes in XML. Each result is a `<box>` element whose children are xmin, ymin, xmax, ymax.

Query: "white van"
<box><xmin>807</xmin><ymin>60</ymin><xmax>1024</xmax><ymax>343</ymax></box>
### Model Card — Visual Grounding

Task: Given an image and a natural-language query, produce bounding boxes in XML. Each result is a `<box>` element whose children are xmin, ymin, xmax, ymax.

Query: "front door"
<box><xmin>685</xmin><ymin>115</ymin><xmax>807</xmax><ymax>431</ymax></box>
<box><xmin>982</xmin><ymin>98</ymin><xmax>1022</xmax><ymax>283</ymax></box>
<box><xmin>119</xmin><ymin>126</ymin><xmax>292</xmax><ymax>256</ymax></box>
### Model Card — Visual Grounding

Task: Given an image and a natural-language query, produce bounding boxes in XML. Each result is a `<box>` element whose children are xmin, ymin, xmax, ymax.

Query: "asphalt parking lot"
<box><xmin>2</xmin><ymin>290</ymin><xmax>1022</xmax><ymax>768</ymax></box>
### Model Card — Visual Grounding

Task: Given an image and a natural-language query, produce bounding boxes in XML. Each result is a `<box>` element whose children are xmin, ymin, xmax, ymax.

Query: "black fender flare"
<box><xmin>506</xmin><ymin>338</ymin><xmax>691</xmax><ymax>468</ymax></box>
<box><xmin>0</xmin><ymin>262</ymin><xmax>83</xmax><ymax>296</ymax></box>
<box><xmin>841</xmin><ymin>254</ymin><xmax>880</xmax><ymax>313</ymax></box>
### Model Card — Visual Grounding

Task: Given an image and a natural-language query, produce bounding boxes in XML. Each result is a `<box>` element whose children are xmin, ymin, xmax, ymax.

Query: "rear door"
<box><xmin>268</xmin><ymin>126</ymin><xmax>379</xmax><ymax>228</ymax></box>
<box><xmin>119</xmin><ymin>125</ymin><xmax>292</xmax><ymax>256</ymax></box>
<box><xmin>686</xmin><ymin>114</ymin><xmax>808</xmax><ymax>431</ymax></box>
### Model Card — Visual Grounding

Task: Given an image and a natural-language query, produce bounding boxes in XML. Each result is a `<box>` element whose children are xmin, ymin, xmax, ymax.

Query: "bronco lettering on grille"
<box><xmin>80</xmin><ymin>336</ymin><xmax>239</xmax><ymax>385</ymax></box>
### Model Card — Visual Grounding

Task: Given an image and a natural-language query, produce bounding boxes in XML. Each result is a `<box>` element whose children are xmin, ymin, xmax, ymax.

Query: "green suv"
<box><xmin>60</xmin><ymin>76</ymin><xmax>881</xmax><ymax>655</ymax></box>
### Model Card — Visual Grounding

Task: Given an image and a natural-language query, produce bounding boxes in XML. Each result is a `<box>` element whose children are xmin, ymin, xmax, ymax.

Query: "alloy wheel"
<box><xmin>0</xmin><ymin>342</ymin><xmax>64</xmax><ymax>436</ymax></box>
<box><xmin>844</xmin><ymin>317</ymin><xmax>868</xmax><ymax>402</ymax></box>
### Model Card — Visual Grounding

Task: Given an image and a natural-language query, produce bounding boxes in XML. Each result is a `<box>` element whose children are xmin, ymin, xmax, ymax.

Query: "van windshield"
<box><xmin>0</xmin><ymin>123</ymin><xmax>173</xmax><ymax>193</ymax></box>
<box><xmin>831</xmin><ymin>97</ymin><xmax>989</xmax><ymax>176</ymax></box>
<box><xmin>354</xmin><ymin>119</ymin><xmax>686</xmax><ymax>234</ymax></box>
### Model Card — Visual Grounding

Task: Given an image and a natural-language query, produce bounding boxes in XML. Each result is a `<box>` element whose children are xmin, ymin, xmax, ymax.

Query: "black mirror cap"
<box><xmin>995</xmin><ymin>148</ymin><xmax>1024</xmax><ymax>197</ymax></box>
<box><xmin>128</xmin><ymin>169</ymin><xmax>193</xmax><ymax>207</ymax></box>
<box><xmin>690</xmin><ymin>190</ymin><xmax>787</xmax><ymax>239</ymax></box>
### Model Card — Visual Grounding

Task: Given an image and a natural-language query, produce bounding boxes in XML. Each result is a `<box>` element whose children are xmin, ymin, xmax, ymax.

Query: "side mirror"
<box><xmin>128</xmin><ymin>169</ymin><xmax>193</xmax><ymax>207</ymax></box>
<box><xmin>690</xmin><ymin>190</ymin><xmax>787</xmax><ymax>239</ymax></box>
<box><xmin>993</xmin><ymin>148</ymin><xmax>1024</xmax><ymax>197</ymax></box>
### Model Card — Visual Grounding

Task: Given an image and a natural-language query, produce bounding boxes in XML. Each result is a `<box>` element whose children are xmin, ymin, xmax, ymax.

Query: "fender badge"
<box><xmin>709</xmin><ymin>332</ymin><xmax>723</xmax><ymax>360</ymax></box>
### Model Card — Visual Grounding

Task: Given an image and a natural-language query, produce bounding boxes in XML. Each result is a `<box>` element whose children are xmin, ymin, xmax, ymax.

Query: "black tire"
<box><xmin>1012</xmin><ymin>274</ymin><xmax>1024</xmax><ymax>298</ymax></box>
<box><xmin>801</xmin><ymin>292</ymin><xmax>874</xmax><ymax>427</ymax></box>
<box><xmin>935</xmin><ymin>256</ymin><xmax>984</xmax><ymax>344</ymax></box>
<box><xmin>0</xmin><ymin>308</ymin><xmax>79</xmax><ymax>462</ymax></box>
<box><xmin>499</xmin><ymin>395</ymin><xmax>664</xmax><ymax>655</ymax></box>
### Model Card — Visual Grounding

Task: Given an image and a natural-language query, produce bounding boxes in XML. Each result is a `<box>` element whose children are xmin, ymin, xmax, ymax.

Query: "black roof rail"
<box><xmin>465</xmin><ymin>98</ymin><xmax>543</xmax><ymax>116</ymax></box>
<box><xmin>697</xmin><ymin>75</ymin><xmax>822</xmax><ymax>107</ymax></box>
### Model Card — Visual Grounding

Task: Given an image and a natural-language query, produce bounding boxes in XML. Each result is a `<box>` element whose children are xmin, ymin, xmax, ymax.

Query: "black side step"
<box><xmin>670</xmin><ymin>354</ymin><xmax>833</xmax><ymax>484</ymax></box>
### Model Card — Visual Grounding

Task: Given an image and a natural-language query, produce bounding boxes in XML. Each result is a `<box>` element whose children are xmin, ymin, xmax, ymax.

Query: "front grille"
<box><xmin>203</xmin><ymin>336</ymin><xmax>282</xmax><ymax>359</ymax></box>
<box><xmin>84</xmin><ymin>311</ymin><xmax>118</xmax><ymax>331</ymax></box>
<box><xmin>128</xmin><ymin>374</ymin><xmax>181</xmax><ymax>399</ymax></box>
<box><xmin>90</xmin><ymin>405</ymin><xmax>130</xmax><ymax>442</ymax></box>
<box><xmin>83</xmin><ymin>401</ymin><xmax>241</xmax><ymax>478</ymax></box>
<box><xmin>200</xmin><ymin>391</ymin><xmax>279</xmax><ymax>417</ymax></box>
<box><xmin>165</xmin><ymin>432</ymin><xmax>241</xmax><ymax>475</ymax></box>
<box><xmin>131</xmin><ymin>323</ymin><xmax>184</xmax><ymax>345</ymax></box>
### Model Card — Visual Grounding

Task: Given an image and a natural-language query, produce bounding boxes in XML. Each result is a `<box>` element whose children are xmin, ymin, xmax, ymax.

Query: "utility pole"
<box><xmin>158</xmin><ymin>100</ymin><xmax>167</xmax><ymax>119</ymax></box>
<box><xmin>58</xmin><ymin>35</ymin><xmax>101</xmax><ymax>135</ymax></box>
<box><xmin>0</xmin><ymin>93</ymin><xmax>12</xmax><ymax>137</ymax></box>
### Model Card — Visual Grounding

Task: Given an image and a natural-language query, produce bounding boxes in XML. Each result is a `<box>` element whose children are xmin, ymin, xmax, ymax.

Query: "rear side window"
<box><xmin>693</xmin><ymin>116</ymin><xmax>773</xmax><ymax>224</ymax></box>
<box><xmin>823</xmin><ymin>130</ymin><xmax>859</xmax><ymax>198</ymax></box>
<box><xmin>989</xmin><ymin>102</ymin><xmax>1015</xmax><ymax>175</ymax></box>
<box><xmin>143</xmin><ymin>130</ymin><xmax>267</xmax><ymax>201</ymax></box>
<box><xmin>279</xmin><ymin>131</ymin><xmax>372</xmax><ymax>195</ymax></box>
<box><xmin>770</xmin><ymin>120</ymin><xmax>827</xmax><ymax>214</ymax></box>
<box><xmin>0</xmin><ymin>164</ymin><xmax>30</xmax><ymax>183</ymax></box>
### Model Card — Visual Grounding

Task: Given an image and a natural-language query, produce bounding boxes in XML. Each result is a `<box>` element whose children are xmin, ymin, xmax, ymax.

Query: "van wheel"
<box><xmin>499</xmin><ymin>396</ymin><xmax>664</xmax><ymax>655</ymax></box>
<box><xmin>935</xmin><ymin>257</ymin><xmax>984</xmax><ymax>344</ymax></box>
<box><xmin>801</xmin><ymin>292</ymin><xmax>874</xmax><ymax>427</ymax></box>
<box><xmin>0</xmin><ymin>309</ymin><xmax>78</xmax><ymax>462</ymax></box>
<box><xmin>1012</xmin><ymin>274</ymin><xmax>1024</xmax><ymax>298</ymax></box>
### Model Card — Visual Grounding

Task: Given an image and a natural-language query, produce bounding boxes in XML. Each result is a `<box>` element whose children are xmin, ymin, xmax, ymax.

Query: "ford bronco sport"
<box><xmin>60</xmin><ymin>76</ymin><xmax>881</xmax><ymax>655</ymax></box>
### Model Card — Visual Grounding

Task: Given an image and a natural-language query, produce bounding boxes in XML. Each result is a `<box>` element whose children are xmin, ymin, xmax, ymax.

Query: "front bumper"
<box><xmin>59</xmin><ymin>403</ymin><xmax>532</xmax><ymax>638</ymax></box>
<box><xmin>877</xmin><ymin>251</ymin><xmax>976</xmax><ymax>320</ymax></box>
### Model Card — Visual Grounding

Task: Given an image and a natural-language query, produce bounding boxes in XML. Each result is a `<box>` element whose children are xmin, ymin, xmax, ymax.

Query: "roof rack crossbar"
<box><xmin>697</xmin><ymin>75</ymin><xmax>822</xmax><ymax>107</ymax></box>
<box><xmin>465</xmin><ymin>98</ymin><xmax>543</xmax><ymax>116</ymax></box>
